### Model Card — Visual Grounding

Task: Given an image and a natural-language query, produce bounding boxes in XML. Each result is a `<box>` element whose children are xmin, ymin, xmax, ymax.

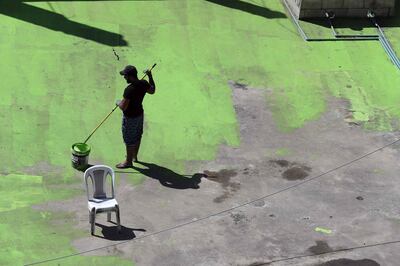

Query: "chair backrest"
<box><xmin>84</xmin><ymin>165</ymin><xmax>115</xmax><ymax>200</ymax></box>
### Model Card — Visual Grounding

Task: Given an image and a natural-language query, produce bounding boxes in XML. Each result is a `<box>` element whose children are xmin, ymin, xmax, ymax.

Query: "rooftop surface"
<box><xmin>1</xmin><ymin>0</ymin><xmax>400</xmax><ymax>265</ymax></box>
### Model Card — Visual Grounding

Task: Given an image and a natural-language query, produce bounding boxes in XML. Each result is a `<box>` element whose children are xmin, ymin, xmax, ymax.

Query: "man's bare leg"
<box><xmin>116</xmin><ymin>141</ymin><xmax>140</xmax><ymax>168</ymax></box>
<box><xmin>132</xmin><ymin>140</ymin><xmax>141</xmax><ymax>162</ymax></box>
<box><xmin>116</xmin><ymin>145</ymin><xmax>134</xmax><ymax>168</ymax></box>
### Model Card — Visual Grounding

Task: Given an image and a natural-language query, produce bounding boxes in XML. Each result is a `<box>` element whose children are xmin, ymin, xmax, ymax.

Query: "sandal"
<box><xmin>115</xmin><ymin>162</ymin><xmax>133</xmax><ymax>169</ymax></box>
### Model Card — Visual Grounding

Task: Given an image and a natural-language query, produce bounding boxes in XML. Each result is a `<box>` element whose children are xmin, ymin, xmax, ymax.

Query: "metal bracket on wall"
<box><xmin>325</xmin><ymin>11</ymin><xmax>379</xmax><ymax>39</ymax></box>
<box><xmin>282</xmin><ymin>0</ymin><xmax>400</xmax><ymax>71</ymax></box>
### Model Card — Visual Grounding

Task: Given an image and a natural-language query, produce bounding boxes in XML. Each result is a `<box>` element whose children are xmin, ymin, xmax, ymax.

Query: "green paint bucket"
<box><xmin>71</xmin><ymin>143</ymin><xmax>91</xmax><ymax>170</ymax></box>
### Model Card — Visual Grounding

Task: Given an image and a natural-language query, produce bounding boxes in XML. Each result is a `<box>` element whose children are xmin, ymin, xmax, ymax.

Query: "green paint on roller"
<box><xmin>315</xmin><ymin>227</ymin><xmax>332</xmax><ymax>234</ymax></box>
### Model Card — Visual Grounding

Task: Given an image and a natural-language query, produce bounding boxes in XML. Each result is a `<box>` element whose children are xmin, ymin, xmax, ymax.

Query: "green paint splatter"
<box><xmin>275</xmin><ymin>148</ymin><xmax>291</xmax><ymax>157</ymax></box>
<box><xmin>315</xmin><ymin>227</ymin><xmax>333</xmax><ymax>235</ymax></box>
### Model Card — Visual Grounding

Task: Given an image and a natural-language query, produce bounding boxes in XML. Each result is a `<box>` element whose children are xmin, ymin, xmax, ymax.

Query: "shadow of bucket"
<box><xmin>71</xmin><ymin>143</ymin><xmax>91</xmax><ymax>171</ymax></box>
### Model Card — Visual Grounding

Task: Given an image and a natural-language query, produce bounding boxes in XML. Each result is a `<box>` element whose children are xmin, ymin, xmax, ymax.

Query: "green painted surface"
<box><xmin>0</xmin><ymin>174</ymin><xmax>70</xmax><ymax>212</ymax></box>
<box><xmin>0</xmin><ymin>174</ymin><xmax>132</xmax><ymax>265</ymax></box>
<box><xmin>0</xmin><ymin>0</ymin><xmax>399</xmax><ymax>264</ymax></box>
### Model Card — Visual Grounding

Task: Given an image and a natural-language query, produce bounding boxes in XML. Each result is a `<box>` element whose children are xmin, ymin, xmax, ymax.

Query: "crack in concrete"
<box><xmin>112</xmin><ymin>48</ymin><xmax>120</xmax><ymax>61</ymax></box>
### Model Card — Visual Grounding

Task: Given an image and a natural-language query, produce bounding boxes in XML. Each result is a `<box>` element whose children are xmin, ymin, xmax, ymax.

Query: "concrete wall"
<box><xmin>284</xmin><ymin>0</ymin><xmax>396</xmax><ymax>18</ymax></box>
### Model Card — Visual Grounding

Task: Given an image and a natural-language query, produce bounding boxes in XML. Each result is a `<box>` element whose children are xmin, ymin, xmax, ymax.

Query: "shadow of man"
<box><xmin>94</xmin><ymin>222</ymin><xmax>146</xmax><ymax>241</ymax></box>
<box><xmin>132</xmin><ymin>161</ymin><xmax>206</xmax><ymax>189</ymax></box>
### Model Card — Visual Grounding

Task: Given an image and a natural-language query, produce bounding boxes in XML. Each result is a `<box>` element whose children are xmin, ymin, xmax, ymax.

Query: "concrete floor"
<box><xmin>35</xmin><ymin>84</ymin><xmax>400</xmax><ymax>265</ymax></box>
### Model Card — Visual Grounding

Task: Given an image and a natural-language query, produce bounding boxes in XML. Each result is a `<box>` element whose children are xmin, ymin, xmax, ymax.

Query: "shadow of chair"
<box><xmin>95</xmin><ymin>222</ymin><xmax>146</xmax><ymax>241</ymax></box>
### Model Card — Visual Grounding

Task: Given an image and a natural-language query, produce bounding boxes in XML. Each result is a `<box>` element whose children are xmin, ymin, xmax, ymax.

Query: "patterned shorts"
<box><xmin>122</xmin><ymin>114</ymin><xmax>143</xmax><ymax>146</ymax></box>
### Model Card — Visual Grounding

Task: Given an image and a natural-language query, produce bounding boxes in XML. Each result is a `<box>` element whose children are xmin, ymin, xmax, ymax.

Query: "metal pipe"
<box><xmin>368</xmin><ymin>11</ymin><xmax>400</xmax><ymax>69</ymax></box>
<box><xmin>379</xmin><ymin>37</ymin><xmax>400</xmax><ymax>69</ymax></box>
<box><xmin>334</xmin><ymin>35</ymin><xmax>378</xmax><ymax>38</ymax></box>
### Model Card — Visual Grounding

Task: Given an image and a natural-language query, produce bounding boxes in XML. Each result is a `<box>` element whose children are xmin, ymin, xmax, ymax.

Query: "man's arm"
<box><xmin>145</xmin><ymin>70</ymin><xmax>156</xmax><ymax>94</ymax></box>
<box><xmin>116</xmin><ymin>98</ymin><xmax>130</xmax><ymax>111</ymax></box>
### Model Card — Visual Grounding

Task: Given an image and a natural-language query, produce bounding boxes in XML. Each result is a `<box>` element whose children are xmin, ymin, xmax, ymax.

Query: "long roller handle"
<box><xmin>83</xmin><ymin>105</ymin><xmax>118</xmax><ymax>144</ymax></box>
<box><xmin>140</xmin><ymin>63</ymin><xmax>157</xmax><ymax>79</ymax></box>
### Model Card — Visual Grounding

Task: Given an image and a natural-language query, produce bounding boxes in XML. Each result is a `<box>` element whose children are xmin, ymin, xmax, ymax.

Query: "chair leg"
<box><xmin>115</xmin><ymin>205</ymin><xmax>121</xmax><ymax>233</ymax></box>
<box><xmin>90</xmin><ymin>208</ymin><xmax>96</xmax><ymax>235</ymax></box>
<box><xmin>89</xmin><ymin>211</ymin><xmax>92</xmax><ymax>224</ymax></box>
<box><xmin>107</xmin><ymin>212</ymin><xmax>112</xmax><ymax>222</ymax></box>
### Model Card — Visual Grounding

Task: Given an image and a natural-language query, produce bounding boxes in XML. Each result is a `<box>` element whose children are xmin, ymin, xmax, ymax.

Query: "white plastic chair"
<box><xmin>84</xmin><ymin>165</ymin><xmax>121</xmax><ymax>235</ymax></box>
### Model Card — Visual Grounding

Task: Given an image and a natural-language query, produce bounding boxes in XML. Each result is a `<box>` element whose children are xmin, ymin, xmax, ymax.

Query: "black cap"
<box><xmin>119</xmin><ymin>65</ymin><xmax>137</xmax><ymax>76</ymax></box>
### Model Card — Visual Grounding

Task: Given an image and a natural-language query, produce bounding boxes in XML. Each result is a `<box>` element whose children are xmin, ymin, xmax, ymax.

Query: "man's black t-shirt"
<box><xmin>123</xmin><ymin>80</ymin><xmax>150</xmax><ymax>118</ymax></box>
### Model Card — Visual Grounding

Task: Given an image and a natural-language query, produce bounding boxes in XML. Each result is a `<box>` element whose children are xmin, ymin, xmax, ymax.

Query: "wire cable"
<box><xmin>253</xmin><ymin>239</ymin><xmax>400</xmax><ymax>265</ymax></box>
<box><xmin>26</xmin><ymin>137</ymin><xmax>400</xmax><ymax>265</ymax></box>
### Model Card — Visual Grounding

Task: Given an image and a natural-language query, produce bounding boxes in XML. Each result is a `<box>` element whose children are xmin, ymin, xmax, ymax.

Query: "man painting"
<box><xmin>115</xmin><ymin>65</ymin><xmax>156</xmax><ymax>168</ymax></box>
